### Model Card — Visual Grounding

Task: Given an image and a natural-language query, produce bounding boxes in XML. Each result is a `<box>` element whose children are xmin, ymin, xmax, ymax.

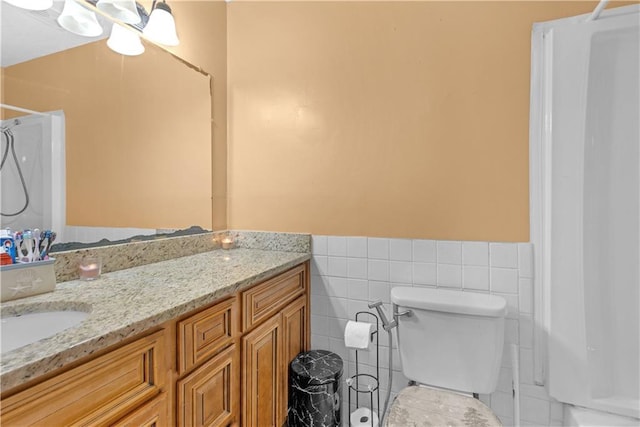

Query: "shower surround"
<box><xmin>530</xmin><ymin>4</ymin><xmax>639</xmax><ymax>424</ymax></box>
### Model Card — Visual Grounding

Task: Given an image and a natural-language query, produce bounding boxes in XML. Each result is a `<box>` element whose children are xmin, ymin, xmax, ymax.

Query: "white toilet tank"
<box><xmin>391</xmin><ymin>287</ymin><xmax>507</xmax><ymax>395</ymax></box>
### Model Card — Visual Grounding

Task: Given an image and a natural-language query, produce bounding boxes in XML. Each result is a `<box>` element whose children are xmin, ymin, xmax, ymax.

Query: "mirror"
<box><xmin>0</xmin><ymin>1</ymin><xmax>213</xmax><ymax>246</ymax></box>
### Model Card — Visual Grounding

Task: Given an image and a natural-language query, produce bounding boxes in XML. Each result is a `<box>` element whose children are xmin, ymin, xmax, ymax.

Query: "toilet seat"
<box><xmin>385</xmin><ymin>386</ymin><xmax>502</xmax><ymax>427</ymax></box>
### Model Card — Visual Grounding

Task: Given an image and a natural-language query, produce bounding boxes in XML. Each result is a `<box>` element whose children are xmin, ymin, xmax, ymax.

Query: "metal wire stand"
<box><xmin>346</xmin><ymin>311</ymin><xmax>380</xmax><ymax>426</ymax></box>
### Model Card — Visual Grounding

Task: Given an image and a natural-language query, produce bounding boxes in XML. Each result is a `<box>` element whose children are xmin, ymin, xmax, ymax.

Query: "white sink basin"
<box><xmin>1</xmin><ymin>310</ymin><xmax>89</xmax><ymax>354</ymax></box>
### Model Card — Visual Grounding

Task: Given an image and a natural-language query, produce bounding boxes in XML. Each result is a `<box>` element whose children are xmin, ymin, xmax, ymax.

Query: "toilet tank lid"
<box><xmin>391</xmin><ymin>287</ymin><xmax>507</xmax><ymax>317</ymax></box>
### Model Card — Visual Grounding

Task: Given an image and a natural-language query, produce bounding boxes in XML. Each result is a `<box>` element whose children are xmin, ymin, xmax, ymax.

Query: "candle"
<box><xmin>221</xmin><ymin>237</ymin><xmax>234</xmax><ymax>250</ymax></box>
<box><xmin>79</xmin><ymin>257</ymin><xmax>102</xmax><ymax>280</ymax></box>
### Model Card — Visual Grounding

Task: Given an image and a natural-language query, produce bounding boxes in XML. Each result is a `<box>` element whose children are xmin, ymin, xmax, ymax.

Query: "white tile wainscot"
<box><xmin>309</xmin><ymin>235</ymin><xmax>563</xmax><ymax>427</ymax></box>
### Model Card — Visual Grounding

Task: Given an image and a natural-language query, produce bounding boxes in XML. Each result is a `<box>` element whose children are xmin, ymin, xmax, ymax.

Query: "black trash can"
<box><xmin>288</xmin><ymin>350</ymin><xmax>343</xmax><ymax>427</ymax></box>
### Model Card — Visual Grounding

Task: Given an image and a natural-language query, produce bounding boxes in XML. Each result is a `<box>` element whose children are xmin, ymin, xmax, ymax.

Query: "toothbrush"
<box><xmin>13</xmin><ymin>230</ymin><xmax>24</xmax><ymax>262</ymax></box>
<box><xmin>32</xmin><ymin>228</ymin><xmax>40</xmax><ymax>261</ymax></box>
<box><xmin>39</xmin><ymin>230</ymin><xmax>56</xmax><ymax>260</ymax></box>
<box><xmin>39</xmin><ymin>230</ymin><xmax>47</xmax><ymax>259</ymax></box>
<box><xmin>21</xmin><ymin>229</ymin><xmax>34</xmax><ymax>263</ymax></box>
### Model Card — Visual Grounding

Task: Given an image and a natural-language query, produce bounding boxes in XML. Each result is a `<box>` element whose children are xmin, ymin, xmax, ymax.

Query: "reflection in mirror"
<box><xmin>0</xmin><ymin>1</ymin><xmax>212</xmax><ymax>247</ymax></box>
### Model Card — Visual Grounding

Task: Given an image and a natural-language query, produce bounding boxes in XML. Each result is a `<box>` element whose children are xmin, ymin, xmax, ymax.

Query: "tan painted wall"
<box><xmin>227</xmin><ymin>1</ymin><xmax>625</xmax><ymax>242</ymax></box>
<box><xmin>4</xmin><ymin>1</ymin><xmax>634</xmax><ymax>239</ymax></box>
<box><xmin>2</xmin><ymin>41</ymin><xmax>212</xmax><ymax>229</ymax></box>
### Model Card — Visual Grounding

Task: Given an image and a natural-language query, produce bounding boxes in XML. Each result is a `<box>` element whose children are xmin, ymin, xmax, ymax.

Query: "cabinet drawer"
<box><xmin>112</xmin><ymin>392</ymin><xmax>168</xmax><ymax>427</ymax></box>
<box><xmin>1</xmin><ymin>330</ymin><xmax>165</xmax><ymax>426</ymax></box>
<box><xmin>178</xmin><ymin>297</ymin><xmax>238</xmax><ymax>374</ymax></box>
<box><xmin>177</xmin><ymin>344</ymin><xmax>239</xmax><ymax>427</ymax></box>
<box><xmin>242</xmin><ymin>264</ymin><xmax>306</xmax><ymax>331</ymax></box>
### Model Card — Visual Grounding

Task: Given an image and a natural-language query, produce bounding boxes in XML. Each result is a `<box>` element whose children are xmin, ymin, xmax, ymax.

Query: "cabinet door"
<box><xmin>112</xmin><ymin>393</ymin><xmax>168</xmax><ymax>427</ymax></box>
<box><xmin>242</xmin><ymin>315</ymin><xmax>281</xmax><ymax>427</ymax></box>
<box><xmin>280</xmin><ymin>295</ymin><xmax>309</xmax><ymax>423</ymax></box>
<box><xmin>177</xmin><ymin>344</ymin><xmax>239</xmax><ymax>427</ymax></box>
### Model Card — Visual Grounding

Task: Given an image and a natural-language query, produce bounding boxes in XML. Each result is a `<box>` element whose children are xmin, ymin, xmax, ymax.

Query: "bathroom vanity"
<box><xmin>0</xmin><ymin>245</ymin><xmax>310</xmax><ymax>426</ymax></box>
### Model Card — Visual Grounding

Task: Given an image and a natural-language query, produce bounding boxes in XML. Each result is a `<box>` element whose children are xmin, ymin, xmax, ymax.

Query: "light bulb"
<box><xmin>57</xmin><ymin>0</ymin><xmax>103</xmax><ymax>37</ymax></box>
<box><xmin>106</xmin><ymin>23</ymin><xmax>145</xmax><ymax>56</ymax></box>
<box><xmin>142</xmin><ymin>1</ymin><xmax>179</xmax><ymax>46</ymax></box>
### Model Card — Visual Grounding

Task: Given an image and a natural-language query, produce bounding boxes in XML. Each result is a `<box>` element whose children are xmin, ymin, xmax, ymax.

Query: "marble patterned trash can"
<box><xmin>288</xmin><ymin>350</ymin><xmax>344</xmax><ymax>427</ymax></box>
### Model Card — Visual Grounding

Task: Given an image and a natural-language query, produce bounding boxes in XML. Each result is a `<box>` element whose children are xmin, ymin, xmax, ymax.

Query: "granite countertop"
<box><xmin>0</xmin><ymin>248</ymin><xmax>310</xmax><ymax>392</ymax></box>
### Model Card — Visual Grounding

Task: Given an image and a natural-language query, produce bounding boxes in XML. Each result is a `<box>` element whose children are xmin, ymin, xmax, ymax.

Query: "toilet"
<box><xmin>386</xmin><ymin>286</ymin><xmax>507</xmax><ymax>427</ymax></box>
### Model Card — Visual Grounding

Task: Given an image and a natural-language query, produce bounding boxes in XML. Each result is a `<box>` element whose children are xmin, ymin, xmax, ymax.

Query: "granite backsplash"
<box><xmin>51</xmin><ymin>230</ymin><xmax>310</xmax><ymax>282</ymax></box>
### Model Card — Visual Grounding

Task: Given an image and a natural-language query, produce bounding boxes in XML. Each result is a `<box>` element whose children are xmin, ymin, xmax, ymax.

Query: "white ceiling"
<box><xmin>1</xmin><ymin>0</ymin><xmax>109</xmax><ymax>67</ymax></box>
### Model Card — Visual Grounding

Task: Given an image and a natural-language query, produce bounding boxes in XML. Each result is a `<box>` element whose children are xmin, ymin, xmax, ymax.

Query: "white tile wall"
<box><xmin>463</xmin><ymin>265</ymin><xmax>490</xmax><ymax>290</ymax></box>
<box><xmin>310</xmin><ymin>235</ymin><xmax>560</xmax><ymax>427</ymax></box>
<box><xmin>490</xmin><ymin>243</ymin><xmax>519</xmax><ymax>268</ymax></box>
<box><xmin>437</xmin><ymin>240</ymin><xmax>462</xmax><ymax>264</ymax></box>
<box><xmin>367</xmin><ymin>259</ymin><xmax>389</xmax><ymax>281</ymax></box>
<box><xmin>437</xmin><ymin>263</ymin><xmax>462</xmax><ymax>288</ymax></box>
<box><xmin>347</xmin><ymin>237</ymin><xmax>367</xmax><ymax>258</ymax></box>
<box><xmin>312</xmin><ymin>235</ymin><xmax>328</xmax><ymax>255</ymax></box>
<box><xmin>463</xmin><ymin>241</ymin><xmax>489</xmax><ymax>266</ymax></box>
<box><xmin>490</xmin><ymin>268</ymin><xmax>519</xmax><ymax>294</ymax></box>
<box><xmin>367</xmin><ymin>238</ymin><xmax>389</xmax><ymax>259</ymax></box>
<box><xmin>347</xmin><ymin>258</ymin><xmax>367</xmax><ymax>279</ymax></box>
<box><xmin>413</xmin><ymin>239</ymin><xmax>436</xmax><ymax>262</ymax></box>
<box><xmin>389</xmin><ymin>239</ymin><xmax>412</xmax><ymax>261</ymax></box>
<box><xmin>413</xmin><ymin>262</ymin><xmax>436</xmax><ymax>286</ymax></box>
<box><xmin>328</xmin><ymin>236</ymin><xmax>347</xmax><ymax>257</ymax></box>
<box><xmin>389</xmin><ymin>261</ymin><xmax>412</xmax><ymax>283</ymax></box>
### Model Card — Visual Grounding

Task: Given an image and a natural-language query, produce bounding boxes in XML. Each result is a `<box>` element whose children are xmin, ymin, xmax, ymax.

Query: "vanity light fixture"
<box><xmin>4</xmin><ymin>0</ymin><xmax>179</xmax><ymax>57</ymax></box>
<box><xmin>57</xmin><ymin>0</ymin><xmax>103</xmax><ymax>37</ymax></box>
<box><xmin>2</xmin><ymin>0</ymin><xmax>53</xmax><ymax>11</ymax></box>
<box><xmin>106</xmin><ymin>22</ymin><xmax>144</xmax><ymax>55</ymax></box>
<box><xmin>100</xmin><ymin>0</ymin><xmax>179</xmax><ymax>56</ymax></box>
<box><xmin>142</xmin><ymin>0</ymin><xmax>179</xmax><ymax>46</ymax></box>
<box><xmin>96</xmin><ymin>0</ymin><xmax>140</xmax><ymax>24</ymax></box>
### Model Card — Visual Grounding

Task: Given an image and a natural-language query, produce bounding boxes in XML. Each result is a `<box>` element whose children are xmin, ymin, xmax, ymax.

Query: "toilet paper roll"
<box><xmin>350</xmin><ymin>407</ymin><xmax>379</xmax><ymax>427</ymax></box>
<box><xmin>344</xmin><ymin>321</ymin><xmax>373</xmax><ymax>350</ymax></box>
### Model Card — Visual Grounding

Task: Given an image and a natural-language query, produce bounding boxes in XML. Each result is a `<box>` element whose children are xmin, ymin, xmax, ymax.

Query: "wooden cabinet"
<box><xmin>1</xmin><ymin>329</ymin><xmax>167</xmax><ymax>427</ymax></box>
<box><xmin>0</xmin><ymin>262</ymin><xmax>309</xmax><ymax>427</ymax></box>
<box><xmin>194</xmin><ymin>262</ymin><xmax>310</xmax><ymax>427</ymax></box>
<box><xmin>177</xmin><ymin>344</ymin><xmax>239</xmax><ymax>427</ymax></box>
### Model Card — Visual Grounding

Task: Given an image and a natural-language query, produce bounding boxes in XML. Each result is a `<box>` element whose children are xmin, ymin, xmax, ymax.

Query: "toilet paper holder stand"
<box><xmin>345</xmin><ymin>311</ymin><xmax>380</xmax><ymax>426</ymax></box>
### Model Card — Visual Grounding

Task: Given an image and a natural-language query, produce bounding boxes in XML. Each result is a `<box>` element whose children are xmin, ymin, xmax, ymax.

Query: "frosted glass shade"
<box><xmin>142</xmin><ymin>2</ymin><xmax>179</xmax><ymax>46</ymax></box>
<box><xmin>3</xmin><ymin>0</ymin><xmax>53</xmax><ymax>10</ymax></box>
<box><xmin>106</xmin><ymin>23</ymin><xmax>144</xmax><ymax>56</ymax></box>
<box><xmin>97</xmin><ymin>0</ymin><xmax>140</xmax><ymax>24</ymax></box>
<box><xmin>57</xmin><ymin>0</ymin><xmax>103</xmax><ymax>37</ymax></box>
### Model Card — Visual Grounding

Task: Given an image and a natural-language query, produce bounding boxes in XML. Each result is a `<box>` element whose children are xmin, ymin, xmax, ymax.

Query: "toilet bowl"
<box><xmin>386</xmin><ymin>287</ymin><xmax>507</xmax><ymax>426</ymax></box>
